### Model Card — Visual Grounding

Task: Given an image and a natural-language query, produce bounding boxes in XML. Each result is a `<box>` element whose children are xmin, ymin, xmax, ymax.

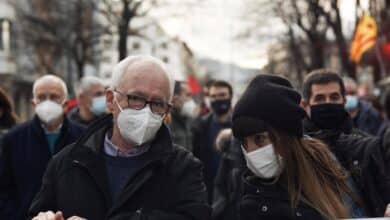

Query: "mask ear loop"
<box><xmin>161</xmin><ymin>103</ymin><xmax>172</xmax><ymax>120</ymax></box>
<box><xmin>114</xmin><ymin>95</ymin><xmax>124</xmax><ymax>112</ymax></box>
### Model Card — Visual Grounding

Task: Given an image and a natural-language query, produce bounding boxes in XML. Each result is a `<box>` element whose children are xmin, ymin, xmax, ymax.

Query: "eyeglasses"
<box><xmin>114</xmin><ymin>89</ymin><xmax>171</xmax><ymax>115</ymax></box>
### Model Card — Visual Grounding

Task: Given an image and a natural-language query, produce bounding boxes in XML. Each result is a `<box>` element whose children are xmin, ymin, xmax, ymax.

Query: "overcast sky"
<box><xmin>151</xmin><ymin>0</ymin><xmax>369</xmax><ymax>69</ymax></box>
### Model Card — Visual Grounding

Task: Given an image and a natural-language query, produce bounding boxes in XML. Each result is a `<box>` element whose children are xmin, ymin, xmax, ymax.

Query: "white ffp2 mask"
<box><xmin>116</xmin><ymin>100</ymin><xmax>163</xmax><ymax>146</ymax></box>
<box><xmin>181</xmin><ymin>99</ymin><xmax>197</xmax><ymax>119</ymax></box>
<box><xmin>35</xmin><ymin>100</ymin><xmax>64</xmax><ymax>125</ymax></box>
<box><xmin>242</xmin><ymin>144</ymin><xmax>283</xmax><ymax>179</ymax></box>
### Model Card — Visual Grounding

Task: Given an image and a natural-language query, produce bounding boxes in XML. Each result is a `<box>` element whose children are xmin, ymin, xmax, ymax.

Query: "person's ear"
<box><xmin>62</xmin><ymin>100</ymin><xmax>69</xmax><ymax>109</ymax></box>
<box><xmin>78</xmin><ymin>93</ymin><xmax>87</xmax><ymax>106</ymax></box>
<box><xmin>164</xmin><ymin>112</ymin><xmax>172</xmax><ymax>125</ymax></box>
<box><xmin>106</xmin><ymin>90</ymin><xmax>115</xmax><ymax>113</ymax></box>
<box><xmin>31</xmin><ymin>98</ymin><xmax>36</xmax><ymax>108</ymax></box>
<box><xmin>301</xmin><ymin>99</ymin><xmax>311</xmax><ymax>115</ymax></box>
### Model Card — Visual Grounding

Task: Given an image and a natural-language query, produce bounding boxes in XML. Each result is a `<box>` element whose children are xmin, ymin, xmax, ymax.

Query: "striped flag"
<box><xmin>349</xmin><ymin>14</ymin><xmax>377</xmax><ymax>64</ymax></box>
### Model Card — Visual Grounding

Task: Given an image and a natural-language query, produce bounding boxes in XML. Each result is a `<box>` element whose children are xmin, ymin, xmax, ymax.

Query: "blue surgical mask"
<box><xmin>345</xmin><ymin>95</ymin><xmax>358</xmax><ymax>111</ymax></box>
<box><xmin>91</xmin><ymin>96</ymin><xmax>106</xmax><ymax>116</ymax></box>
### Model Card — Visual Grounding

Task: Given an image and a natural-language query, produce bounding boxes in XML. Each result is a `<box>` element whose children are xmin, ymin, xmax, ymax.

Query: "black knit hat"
<box><xmin>232</xmin><ymin>74</ymin><xmax>306</xmax><ymax>139</ymax></box>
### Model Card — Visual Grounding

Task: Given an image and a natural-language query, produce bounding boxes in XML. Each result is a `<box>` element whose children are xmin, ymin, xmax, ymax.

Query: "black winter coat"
<box><xmin>304</xmin><ymin>118</ymin><xmax>390</xmax><ymax>216</ymax></box>
<box><xmin>0</xmin><ymin>116</ymin><xmax>85</xmax><ymax>220</ymax></box>
<box><xmin>240</xmin><ymin>172</ymin><xmax>324</xmax><ymax>220</ymax></box>
<box><xmin>29</xmin><ymin>114</ymin><xmax>211</xmax><ymax>220</ymax></box>
<box><xmin>192</xmin><ymin>113</ymin><xmax>231</xmax><ymax>203</ymax></box>
<box><xmin>212</xmin><ymin>137</ymin><xmax>243</xmax><ymax>220</ymax></box>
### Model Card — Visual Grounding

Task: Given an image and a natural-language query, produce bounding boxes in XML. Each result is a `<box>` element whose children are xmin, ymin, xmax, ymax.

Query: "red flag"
<box><xmin>187</xmin><ymin>75</ymin><xmax>201</xmax><ymax>95</ymax></box>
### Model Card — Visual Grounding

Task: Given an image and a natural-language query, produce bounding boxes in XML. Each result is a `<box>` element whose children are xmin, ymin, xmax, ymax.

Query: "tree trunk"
<box><xmin>118</xmin><ymin>21</ymin><xmax>128</xmax><ymax>60</ymax></box>
<box><xmin>307</xmin><ymin>34</ymin><xmax>326</xmax><ymax>70</ymax></box>
<box><xmin>329</xmin><ymin>0</ymin><xmax>356</xmax><ymax>78</ymax></box>
<box><xmin>288</xmin><ymin>27</ymin><xmax>305</xmax><ymax>86</ymax></box>
<box><xmin>118</xmin><ymin>0</ymin><xmax>132</xmax><ymax>60</ymax></box>
<box><xmin>335</xmin><ymin>33</ymin><xmax>356</xmax><ymax>78</ymax></box>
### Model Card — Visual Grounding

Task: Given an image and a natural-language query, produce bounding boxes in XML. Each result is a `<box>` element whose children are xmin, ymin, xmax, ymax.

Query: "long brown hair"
<box><xmin>269</xmin><ymin>128</ymin><xmax>352</xmax><ymax>219</ymax></box>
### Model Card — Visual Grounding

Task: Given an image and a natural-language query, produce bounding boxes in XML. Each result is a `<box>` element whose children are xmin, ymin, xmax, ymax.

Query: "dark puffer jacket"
<box><xmin>304</xmin><ymin>118</ymin><xmax>390</xmax><ymax>216</ymax></box>
<box><xmin>29</xmin><ymin>114</ymin><xmax>211</xmax><ymax>220</ymax></box>
<box><xmin>212</xmin><ymin>137</ymin><xmax>244</xmax><ymax>220</ymax></box>
<box><xmin>240</xmin><ymin>172</ymin><xmax>324</xmax><ymax>220</ymax></box>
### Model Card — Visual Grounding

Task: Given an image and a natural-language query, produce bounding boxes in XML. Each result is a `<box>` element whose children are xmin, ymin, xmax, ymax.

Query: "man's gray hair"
<box><xmin>33</xmin><ymin>74</ymin><xmax>68</xmax><ymax>99</ymax></box>
<box><xmin>110</xmin><ymin>55</ymin><xmax>175</xmax><ymax>101</ymax></box>
<box><xmin>76</xmin><ymin>75</ymin><xmax>105</xmax><ymax>95</ymax></box>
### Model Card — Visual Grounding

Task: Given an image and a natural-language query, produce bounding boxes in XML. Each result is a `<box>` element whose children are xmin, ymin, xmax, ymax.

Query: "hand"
<box><xmin>32</xmin><ymin>211</ymin><xmax>64</xmax><ymax>220</ymax></box>
<box><xmin>32</xmin><ymin>211</ymin><xmax>86</xmax><ymax>220</ymax></box>
<box><xmin>385</xmin><ymin>204</ymin><xmax>390</xmax><ymax>217</ymax></box>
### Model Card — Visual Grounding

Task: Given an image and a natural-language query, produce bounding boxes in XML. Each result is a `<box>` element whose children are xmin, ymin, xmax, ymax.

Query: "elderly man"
<box><xmin>29</xmin><ymin>56</ymin><xmax>210</xmax><ymax>220</ymax></box>
<box><xmin>68</xmin><ymin>76</ymin><xmax>107</xmax><ymax>127</ymax></box>
<box><xmin>0</xmin><ymin>75</ymin><xmax>85</xmax><ymax>220</ymax></box>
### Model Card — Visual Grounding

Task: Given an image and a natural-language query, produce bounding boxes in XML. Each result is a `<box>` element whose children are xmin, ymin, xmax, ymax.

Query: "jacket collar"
<box><xmin>31</xmin><ymin>115</ymin><xmax>71</xmax><ymax>154</ymax></box>
<box><xmin>68</xmin><ymin>113</ymin><xmax>174</xmax><ymax>211</ymax></box>
<box><xmin>32</xmin><ymin>114</ymin><xmax>69</xmax><ymax>135</ymax></box>
<box><xmin>242</xmin><ymin>169</ymin><xmax>289</xmax><ymax>200</ymax></box>
<box><xmin>303</xmin><ymin>116</ymin><xmax>353</xmax><ymax>135</ymax></box>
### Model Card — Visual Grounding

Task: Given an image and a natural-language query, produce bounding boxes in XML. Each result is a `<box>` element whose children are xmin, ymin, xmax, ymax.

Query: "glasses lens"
<box><xmin>127</xmin><ymin>95</ymin><xmax>146</xmax><ymax>110</ymax></box>
<box><xmin>150</xmin><ymin>101</ymin><xmax>168</xmax><ymax>115</ymax></box>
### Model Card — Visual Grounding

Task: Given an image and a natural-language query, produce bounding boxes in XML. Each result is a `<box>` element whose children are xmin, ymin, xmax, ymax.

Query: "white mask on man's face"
<box><xmin>181</xmin><ymin>99</ymin><xmax>198</xmax><ymax>119</ymax></box>
<box><xmin>35</xmin><ymin>100</ymin><xmax>64</xmax><ymax>125</ymax></box>
<box><xmin>115</xmin><ymin>99</ymin><xmax>163</xmax><ymax>146</ymax></box>
<box><xmin>241</xmin><ymin>144</ymin><xmax>283</xmax><ymax>179</ymax></box>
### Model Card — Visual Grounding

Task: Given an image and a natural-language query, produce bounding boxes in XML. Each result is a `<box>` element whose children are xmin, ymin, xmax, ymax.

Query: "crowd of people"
<box><xmin>0</xmin><ymin>55</ymin><xmax>390</xmax><ymax>219</ymax></box>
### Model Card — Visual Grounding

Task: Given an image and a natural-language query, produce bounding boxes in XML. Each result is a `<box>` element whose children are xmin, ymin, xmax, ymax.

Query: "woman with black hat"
<box><xmin>232</xmin><ymin>74</ymin><xmax>362</xmax><ymax>219</ymax></box>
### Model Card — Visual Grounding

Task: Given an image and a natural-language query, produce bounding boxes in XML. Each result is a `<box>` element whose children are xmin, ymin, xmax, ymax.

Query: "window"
<box><xmin>161</xmin><ymin>42</ymin><xmax>168</xmax><ymax>49</ymax></box>
<box><xmin>162</xmin><ymin>56</ymin><xmax>169</xmax><ymax>63</ymax></box>
<box><xmin>133</xmin><ymin>42</ymin><xmax>141</xmax><ymax>50</ymax></box>
<box><xmin>0</xmin><ymin>19</ymin><xmax>12</xmax><ymax>52</ymax></box>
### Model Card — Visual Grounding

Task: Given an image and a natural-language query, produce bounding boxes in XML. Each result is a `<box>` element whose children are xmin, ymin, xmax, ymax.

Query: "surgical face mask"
<box><xmin>181</xmin><ymin>99</ymin><xmax>198</xmax><ymax>118</ymax></box>
<box><xmin>91</xmin><ymin>96</ymin><xmax>106</xmax><ymax>116</ymax></box>
<box><xmin>115</xmin><ymin>99</ymin><xmax>163</xmax><ymax>146</ymax></box>
<box><xmin>241</xmin><ymin>144</ymin><xmax>283</xmax><ymax>179</ymax></box>
<box><xmin>310</xmin><ymin>104</ymin><xmax>348</xmax><ymax>130</ymax></box>
<box><xmin>35</xmin><ymin>100</ymin><xmax>64</xmax><ymax>125</ymax></box>
<box><xmin>345</xmin><ymin>95</ymin><xmax>359</xmax><ymax>111</ymax></box>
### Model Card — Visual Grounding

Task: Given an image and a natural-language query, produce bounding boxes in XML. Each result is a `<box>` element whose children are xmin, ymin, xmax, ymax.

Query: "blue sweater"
<box><xmin>104</xmin><ymin>152</ymin><xmax>148</xmax><ymax>201</ymax></box>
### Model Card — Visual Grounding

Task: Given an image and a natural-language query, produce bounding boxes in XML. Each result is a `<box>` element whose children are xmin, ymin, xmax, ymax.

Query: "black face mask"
<box><xmin>211</xmin><ymin>99</ymin><xmax>231</xmax><ymax>115</ymax></box>
<box><xmin>310</xmin><ymin>104</ymin><xmax>349</xmax><ymax>130</ymax></box>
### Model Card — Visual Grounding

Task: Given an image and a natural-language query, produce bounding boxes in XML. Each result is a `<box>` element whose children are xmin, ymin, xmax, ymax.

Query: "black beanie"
<box><xmin>232</xmin><ymin>74</ymin><xmax>306</xmax><ymax>139</ymax></box>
